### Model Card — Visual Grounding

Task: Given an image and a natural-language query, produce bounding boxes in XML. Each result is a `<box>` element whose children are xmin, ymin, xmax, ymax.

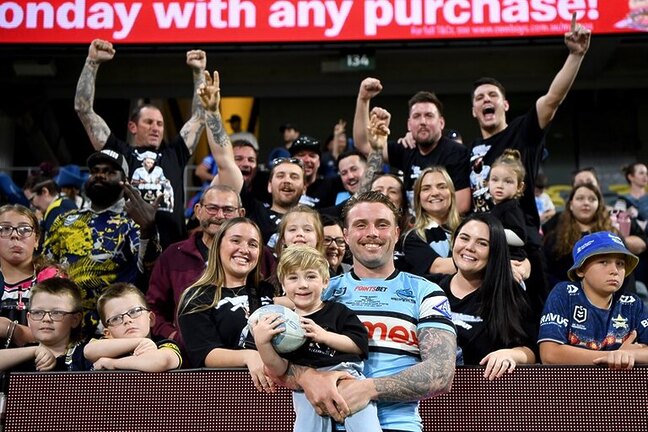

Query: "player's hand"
<box><xmin>244</xmin><ymin>350</ymin><xmax>276</xmax><ymax>393</ymax></box>
<box><xmin>133</xmin><ymin>338</ymin><xmax>157</xmax><ymax>356</ymax></box>
<box><xmin>34</xmin><ymin>345</ymin><xmax>56</xmax><ymax>371</ymax></box>
<box><xmin>198</xmin><ymin>70</ymin><xmax>221</xmax><ymax>113</ymax></box>
<box><xmin>565</xmin><ymin>12</ymin><xmax>591</xmax><ymax>56</ymax></box>
<box><xmin>337</xmin><ymin>377</ymin><xmax>373</xmax><ymax>415</ymax></box>
<box><xmin>299</xmin><ymin>368</ymin><xmax>352</xmax><ymax>422</ymax></box>
<box><xmin>186</xmin><ymin>50</ymin><xmax>207</xmax><ymax>72</ymax></box>
<box><xmin>358</xmin><ymin>78</ymin><xmax>383</xmax><ymax>101</ymax></box>
<box><xmin>480</xmin><ymin>349</ymin><xmax>517</xmax><ymax>380</ymax></box>
<box><xmin>397</xmin><ymin>131</ymin><xmax>416</xmax><ymax>149</ymax></box>
<box><xmin>88</xmin><ymin>39</ymin><xmax>115</xmax><ymax>63</ymax></box>
<box><xmin>93</xmin><ymin>357</ymin><xmax>117</xmax><ymax>370</ymax></box>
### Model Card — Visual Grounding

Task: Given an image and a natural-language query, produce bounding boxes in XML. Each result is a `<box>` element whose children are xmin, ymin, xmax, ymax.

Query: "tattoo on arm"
<box><xmin>373</xmin><ymin>328</ymin><xmax>456</xmax><ymax>402</ymax></box>
<box><xmin>181</xmin><ymin>71</ymin><xmax>207</xmax><ymax>153</ymax></box>
<box><xmin>205</xmin><ymin>112</ymin><xmax>230</xmax><ymax>148</ymax></box>
<box><xmin>74</xmin><ymin>60</ymin><xmax>110</xmax><ymax>148</ymax></box>
<box><xmin>358</xmin><ymin>150</ymin><xmax>383</xmax><ymax>194</ymax></box>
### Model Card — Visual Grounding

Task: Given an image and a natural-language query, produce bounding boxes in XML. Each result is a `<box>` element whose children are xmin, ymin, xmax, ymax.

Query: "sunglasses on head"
<box><xmin>270</xmin><ymin>157</ymin><xmax>304</xmax><ymax>170</ymax></box>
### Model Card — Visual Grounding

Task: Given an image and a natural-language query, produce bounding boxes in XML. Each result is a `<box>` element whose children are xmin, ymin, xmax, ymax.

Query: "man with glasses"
<box><xmin>146</xmin><ymin>185</ymin><xmax>245</xmax><ymax>342</ymax></box>
<box><xmin>44</xmin><ymin>149</ymin><xmax>161</xmax><ymax>339</ymax></box>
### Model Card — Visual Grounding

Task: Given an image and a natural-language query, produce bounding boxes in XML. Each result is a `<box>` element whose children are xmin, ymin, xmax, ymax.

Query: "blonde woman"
<box><xmin>398</xmin><ymin>166</ymin><xmax>460</xmax><ymax>278</ymax></box>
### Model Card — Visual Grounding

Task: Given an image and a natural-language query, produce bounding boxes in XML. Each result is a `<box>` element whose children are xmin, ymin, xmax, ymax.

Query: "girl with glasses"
<box><xmin>0</xmin><ymin>205</ymin><xmax>66</xmax><ymax>349</ymax></box>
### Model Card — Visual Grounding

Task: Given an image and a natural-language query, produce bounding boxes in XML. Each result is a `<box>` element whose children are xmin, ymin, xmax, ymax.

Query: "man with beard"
<box><xmin>353</xmin><ymin>82</ymin><xmax>471</xmax><ymax>213</ymax></box>
<box><xmin>275</xmin><ymin>191</ymin><xmax>456</xmax><ymax>431</ymax></box>
<box><xmin>199</xmin><ymin>70</ymin><xmax>306</xmax><ymax>246</ymax></box>
<box><xmin>44</xmin><ymin>149</ymin><xmax>161</xmax><ymax>339</ymax></box>
<box><xmin>289</xmin><ymin>135</ymin><xmax>343</xmax><ymax>208</ymax></box>
<box><xmin>75</xmin><ymin>39</ymin><xmax>207</xmax><ymax>248</ymax></box>
<box><xmin>146</xmin><ymin>185</ymin><xmax>245</xmax><ymax>342</ymax></box>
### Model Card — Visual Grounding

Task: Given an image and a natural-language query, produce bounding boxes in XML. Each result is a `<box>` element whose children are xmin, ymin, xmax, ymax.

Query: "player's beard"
<box><xmin>85</xmin><ymin>179</ymin><xmax>123</xmax><ymax>208</ymax></box>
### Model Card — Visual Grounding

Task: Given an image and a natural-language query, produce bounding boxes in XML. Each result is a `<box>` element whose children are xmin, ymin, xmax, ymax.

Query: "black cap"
<box><xmin>87</xmin><ymin>149</ymin><xmax>130</xmax><ymax>177</ymax></box>
<box><xmin>226</xmin><ymin>114</ymin><xmax>242</xmax><ymax>123</ymax></box>
<box><xmin>289</xmin><ymin>135</ymin><xmax>320</xmax><ymax>156</ymax></box>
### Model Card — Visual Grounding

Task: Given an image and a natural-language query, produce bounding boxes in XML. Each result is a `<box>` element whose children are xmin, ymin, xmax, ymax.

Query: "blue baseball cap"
<box><xmin>567</xmin><ymin>231</ymin><xmax>638</xmax><ymax>281</ymax></box>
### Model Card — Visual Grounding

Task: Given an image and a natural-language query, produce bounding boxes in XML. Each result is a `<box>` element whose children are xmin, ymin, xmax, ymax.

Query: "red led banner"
<box><xmin>0</xmin><ymin>1</ymin><xmax>644</xmax><ymax>44</ymax></box>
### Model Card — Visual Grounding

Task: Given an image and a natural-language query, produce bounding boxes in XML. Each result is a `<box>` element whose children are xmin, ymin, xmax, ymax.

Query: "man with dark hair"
<box><xmin>334</xmin><ymin>150</ymin><xmax>367</xmax><ymax>204</ymax></box>
<box><xmin>353</xmin><ymin>84</ymin><xmax>471</xmax><ymax>213</ymax></box>
<box><xmin>199</xmin><ymin>70</ymin><xmax>305</xmax><ymax>246</ymax></box>
<box><xmin>74</xmin><ymin>39</ymin><xmax>207</xmax><ymax>248</ymax></box>
<box><xmin>468</xmin><ymin>15</ymin><xmax>591</xmax><ymax>317</ymax></box>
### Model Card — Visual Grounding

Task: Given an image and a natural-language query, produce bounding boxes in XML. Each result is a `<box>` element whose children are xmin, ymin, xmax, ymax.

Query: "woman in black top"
<box><xmin>178</xmin><ymin>217</ymin><xmax>274</xmax><ymax>391</ymax></box>
<box><xmin>438</xmin><ymin>213</ymin><xmax>537</xmax><ymax>380</ymax></box>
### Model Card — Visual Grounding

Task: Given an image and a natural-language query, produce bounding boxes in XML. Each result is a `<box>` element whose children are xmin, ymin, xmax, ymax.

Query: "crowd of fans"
<box><xmin>1</xmin><ymin>19</ymin><xmax>647</xmax><ymax>432</ymax></box>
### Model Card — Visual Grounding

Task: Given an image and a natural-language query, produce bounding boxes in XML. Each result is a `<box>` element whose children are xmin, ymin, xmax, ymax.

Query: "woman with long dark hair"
<box><xmin>438</xmin><ymin>213</ymin><xmax>536</xmax><ymax>380</ymax></box>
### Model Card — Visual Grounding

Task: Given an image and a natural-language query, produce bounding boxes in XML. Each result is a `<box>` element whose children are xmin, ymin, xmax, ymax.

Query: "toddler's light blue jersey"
<box><xmin>324</xmin><ymin>270</ymin><xmax>455</xmax><ymax>432</ymax></box>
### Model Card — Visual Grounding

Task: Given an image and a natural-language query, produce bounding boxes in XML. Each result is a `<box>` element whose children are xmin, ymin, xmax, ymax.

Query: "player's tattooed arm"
<box><xmin>373</xmin><ymin>328</ymin><xmax>456</xmax><ymax>402</ymax></box>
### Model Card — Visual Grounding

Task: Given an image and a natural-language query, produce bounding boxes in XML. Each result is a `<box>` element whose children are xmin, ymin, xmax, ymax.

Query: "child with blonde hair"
<box><xmin>251</xmin><ymin>245</ymin><xmax>381</xmax><ymax>432</ymax></box>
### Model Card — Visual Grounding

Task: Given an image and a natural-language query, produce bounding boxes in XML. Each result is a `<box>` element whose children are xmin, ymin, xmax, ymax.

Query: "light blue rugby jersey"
<box><xmin>323</xmin><ymin>269</ymin><xmax>455</xmax><ymax>432</ymax></box>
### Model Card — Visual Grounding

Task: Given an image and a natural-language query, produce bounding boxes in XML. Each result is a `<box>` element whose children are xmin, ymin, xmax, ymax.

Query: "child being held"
<box><xmin>251</xmin><ymin>245</ymin><xmax>381</xmax><ymax>432</ymax></box>
<box><xmin>538</xmin><ymin>231</ymin><xmax>648</xmax><ymax>369</ymax></box>
<box><xmin>0</xmin><ymin>277</ymin><xmax>91</xmax><ymax>372</ymax></box>
<box><xmin>84</xmin><ymin>283</ymin><xmax>182</xmax><ymax>372</ymax></box>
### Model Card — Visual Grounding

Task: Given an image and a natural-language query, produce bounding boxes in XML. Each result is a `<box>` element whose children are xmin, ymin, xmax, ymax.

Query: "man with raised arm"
<box><xmin>353</xmin><ymin>82</ymin><xmax>472</xmax><ymax>214</ymax></box>
<box><xmin>468</xmin><ymin>14</ymin><xmax>591</xmax><ymax>316</ymax></box>
<box><xmin>278</xmin><ymin>191</ymin><xmax>456</xmax><ymax>432</ymax></box>
<box><xmin>74</xmin><ymin>39</ymin><xmax>207</xmax><ymax>247</ymax></box>
<box><xmin>198</xmin><ymin>70</ymin><xmax>305</xmax><ymax>246</ymax></box>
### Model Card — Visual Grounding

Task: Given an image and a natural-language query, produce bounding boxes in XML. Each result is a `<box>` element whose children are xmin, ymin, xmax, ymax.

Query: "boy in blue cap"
<box><xmin>538</xmin><ymin>231</ymin><xmax>648</xmax><ymax>369</ymax></box>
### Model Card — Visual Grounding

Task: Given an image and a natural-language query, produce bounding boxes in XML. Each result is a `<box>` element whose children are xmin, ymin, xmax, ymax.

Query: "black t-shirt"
<box><xmin>396</xmin><ymin>225</ymin><xmax>451</xmax><ymax>277</ymax></box>
<box><xmin>437</xmin><ymin>275</ymin><xmax>537</xmax><ymax>366</ymax></box>
<box><xmin>468</xmin><ymin>105</ymin><xmax>546</xmax><ymax>244</ymax></box>
<box><xmin>248</xmin><ymin>170</ymin><xmax>271</xmax><ymax>204</ymax></box>
<box><xmin>282</xmin><ymin>301</ymin><xmax>368</xmax><ymax>368</ymax></box>
<box><xmin>301</xmin><ymin>177</ymin><xmax>344</xmax><ymax>209</ymax></box>
<box><xmin>388</xmin><ymin>136</ymin><xmax>470</xmax><ymax>193</ymax></box>
<box><xmin>105</xmin><ymin>134</ymin><xmax>191</xmax><ymax>246</ymax></box>
<box><xmin>177</xmin><ymin>281</ymin><xmax>274</xmax><ymax>368</ymax></box>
